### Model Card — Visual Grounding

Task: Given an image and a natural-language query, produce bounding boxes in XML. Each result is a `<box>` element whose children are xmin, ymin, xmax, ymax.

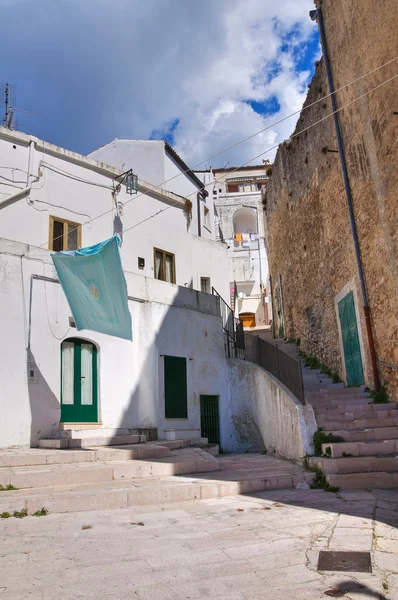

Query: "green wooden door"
<box><xmin>200</xmin><ymin>395</ymin><xmax>220</xmax><ymax>444</ymax></box>
<box><xmin>61</xmin><ymin>339</ymin><xmax>98</xmax><ymax>423</ymax></box>
<box><xmin>164</xmin><ymin>356</ymin><xmax>188</xmax><ymax>418</ymax></box>
<box><xmin>338</xmin><ymin>292</ymin><xmax>364</xmax><ymax>387</ymax></box>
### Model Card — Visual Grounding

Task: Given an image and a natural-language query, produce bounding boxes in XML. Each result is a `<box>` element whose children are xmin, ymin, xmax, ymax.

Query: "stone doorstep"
<box><xmin>39</xmin><ymin>434</ymin><xmax>147</xmax><ymax>449</ymax></box>
<box><xmin>0</xmin><ymin>450</ymin><xmax>220</xmax><ymax>490</ymax></box>
<box><xmin>309</xmin><ymin>455</ymin><xmax>398</xmax><ymax>475</ymax></box>
<box><xmin>0</xmin><ymin>470</ymin><xmax>316</xmax><ymax>515</ymax></box>
<box><xmin>60</xmin><ymin>427</ymin><xmax>153</xmax><ymax>440</ymax></box>
<box><xmin>326</xmin><ymin>471</ymin><xmax>398</xmax><ymax>490</ymax></box>
<box><xmin>324</xmin><ymin>426</ymin><xmax>398</xmax><ymax>442</ymax></box>
<box><xmin>321</xmin><ymin>439</ymin><xmax>398</xmax><ymax>458</ymax></box>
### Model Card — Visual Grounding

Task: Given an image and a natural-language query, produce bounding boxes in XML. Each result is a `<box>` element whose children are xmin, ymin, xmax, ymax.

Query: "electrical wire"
<box><xmin>122</xmin><ymin>70</ymin><xmax>398</xmax><ymax>234</ymax></box>
<box><xmin>21</xmin><ymin>59</ymin><xmax>398</xmax><ymax>257</ymax></box>
<box><xmin>27</xmin><ymin>197</ymin><xmax>93</xmax><ymax>224</ymax></box>
<box><xmin>38</xmin><ymin>161</ymin><xmax>114</xmax><ymax>190</ymax></box>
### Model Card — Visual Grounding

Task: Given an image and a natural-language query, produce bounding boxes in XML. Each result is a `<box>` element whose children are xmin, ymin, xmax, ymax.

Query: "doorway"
<box><xmin>61</xmin><ymin>339</ymin><xmax>98</xmax><ymax>423</ymax></box>
<box><xmin>200</xmin><ymin>395</ymin><xmax>220</xmax><ymax>444</ymax></box>
<box><xmin>338</xmin><ymin>292</ymin><xmax>364</xmax><ymax>387</ymax></box>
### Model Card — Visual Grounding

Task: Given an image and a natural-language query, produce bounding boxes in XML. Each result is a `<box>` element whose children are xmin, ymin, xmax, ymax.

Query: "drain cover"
<box><xmin>318</xmin><ymin>551</ymin><xmax>372</xmax><ymax>573</ymax></box>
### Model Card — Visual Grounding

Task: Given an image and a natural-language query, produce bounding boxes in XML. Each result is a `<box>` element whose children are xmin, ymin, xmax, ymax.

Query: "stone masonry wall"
<box><xmin>265</xmin><ymin>0</ymin><xmax>398</xmax><ymax>397</ymax></box>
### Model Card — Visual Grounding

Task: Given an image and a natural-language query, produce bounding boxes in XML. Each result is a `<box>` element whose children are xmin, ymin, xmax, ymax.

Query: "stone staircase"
<box><xmin>273</xmin><ymin>338</ymin><xmax>398</xmax><ymax>490</ymax></box>
<box><xmin>0</xmin><ymin>429</ymin><xmax>314</xmax><ymax>515</ymax></box>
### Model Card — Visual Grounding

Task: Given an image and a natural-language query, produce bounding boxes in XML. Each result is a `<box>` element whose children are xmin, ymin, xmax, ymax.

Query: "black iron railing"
<box><xmin>212</xmin><ymin>288</ymin><xmax>304</xmax><ymax>404</ymax></box>
<box><xmin>238</xmin><ymin>333</ymin><xmax>305</xmax><ymax>404</ymax></box>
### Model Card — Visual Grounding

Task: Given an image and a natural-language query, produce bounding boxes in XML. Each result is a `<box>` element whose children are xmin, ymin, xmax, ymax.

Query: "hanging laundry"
<box><xmin>242</xmin><ymin>233</ymin><xmax>250</xmax><ymax>247</ymax></box>
<box><xmin>250</xmin><ymin>233</ymin><xmax>259</xmax><ymax>241</ymax></box>
<box><xmin>235</xmin><ymin>233</ymin><xmax>242</xmax><ymax>242</ymax></box>
<box><xmin>52</xmin><ymin>235</ymin><xmax>132</xmax><ymax>341</ymax></box>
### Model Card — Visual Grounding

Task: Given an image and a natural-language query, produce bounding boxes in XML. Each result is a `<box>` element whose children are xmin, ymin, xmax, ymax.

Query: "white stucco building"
<box><xmin>0</xmin><ymin>127</ymin><xmax>231</xmax><ymax>448</ymax></box>
<box><xmin>196</xmin><ymin>165</ymin><xmax>271</xmax><ymax>328</ymax></box>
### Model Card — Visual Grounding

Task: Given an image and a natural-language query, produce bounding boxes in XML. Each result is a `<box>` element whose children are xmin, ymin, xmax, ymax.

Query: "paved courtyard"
<box><xmin>1</xmin><ymin>488</ymin><xmax>398</xmax><ymax>599</ymax></box>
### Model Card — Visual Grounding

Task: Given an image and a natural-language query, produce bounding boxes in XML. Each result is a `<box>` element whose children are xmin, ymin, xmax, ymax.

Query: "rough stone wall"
<box><xmin>265</xmin><ymin>0</ymin><xmax>398</xmax><ymax>397</ymax></box>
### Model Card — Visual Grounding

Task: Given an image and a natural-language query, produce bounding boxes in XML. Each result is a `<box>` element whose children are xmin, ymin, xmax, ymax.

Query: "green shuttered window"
<box><xmin>164</xmin><ymin>356</ymin><xmax>188</xmax><ymax>418</ymax></box>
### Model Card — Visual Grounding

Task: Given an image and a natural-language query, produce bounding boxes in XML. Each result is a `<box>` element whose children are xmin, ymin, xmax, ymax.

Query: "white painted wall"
<box><xmin>0</xmin><ymin>239</ymin><xmax>229</xmax><ymax>448</ymax></box>
<box><xmin>89</xmin><ymin>139</ymin><xmax>166</xmax><ymax>187</ymax></box>
<box><xmin>0</xmin><ymin>129</ymin><xmax>228</xmax><ymax>300</ymax></box>
<box><xmin>197</xmin><ymin>168</ymin><xmax>270</xmax><ymax>325</ymax></box>
<box><xmin>224</xmin><ymin>359</ymin><xmax>317</xmax><ymax>459</ymax></box>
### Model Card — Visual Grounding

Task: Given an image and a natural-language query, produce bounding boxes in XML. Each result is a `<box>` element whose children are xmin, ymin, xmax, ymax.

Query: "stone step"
<box><xmin>318</xmin><ymin>404</ymin><xmax>398</xmax><ymax>418</ymax></box>
<box><xmin>39</xmin><ymin>434</ymin><xmax>146</xmax><ymax>449</ymax></box>
<box><xmin>0</xmin><ymin>467</ymin><xmax>315</xmax><ymax>515</ymax></box>
<box><xmin>0</xmin><ymin>448</ymin><xmax>219</xmax><ymax>489</ymax></box>
<box><xmin>306</xmin><ymin>387</ymin><xmax>368</xmax><ymax>397</ymax></box>
<box><xmin>310</xmin><ymin>455</ymin><xmax>398</xmax><ymax>474</ymax></box>
<box><xmin>317</xmin><ymin>417</ymin><xmax>398</xmax><ymax>430</ymax></box>
<box><xmin>310</xmin><ymin>398</ymin><xmax>373</xmax><ymax>408</ymax></box>
<box><xmin>60</xmin><ymin>427</ymin><xmax>147</xmax><ymax>440</ymax></box>
<box><xmin>304</xmin><ymin>383</ymin><xmax>345</xmax><ymax>391</ymax></box>
<box><xmin>326</xmin><ymin>471</ymin><xmax>398</xmax><ymax>490</ymax></box>
<box><xmin>321</xmin><ymin>439</ymin><xmax>398</xmax><ymax>458</ymax></box>
<box><xmin>325</xmin><ymin>426</ymin><xmax>398</xmax><ymax>442</ymax></box>
<box><xmin>0</xmin><ymin>443</ymin><xmax>177</xmax><ymax>468</ymax></box>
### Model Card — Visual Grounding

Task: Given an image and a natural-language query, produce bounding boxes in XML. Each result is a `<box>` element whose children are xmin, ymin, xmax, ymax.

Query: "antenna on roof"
<box><xmin>0</xmin><ymin>82</ymin><xmax>36</xmax><ymax>130</ymax></box>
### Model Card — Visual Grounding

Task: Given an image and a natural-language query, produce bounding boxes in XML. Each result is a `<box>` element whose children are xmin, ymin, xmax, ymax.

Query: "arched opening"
<box><xmin>233</xmin><ymin>207</ymin><xmax>257</xmax><ymax>235</ymax></box>
<box><xmin>60</xmin><ymin>338</ymin><xmax>98</xmax><ymax>423</ymax></box>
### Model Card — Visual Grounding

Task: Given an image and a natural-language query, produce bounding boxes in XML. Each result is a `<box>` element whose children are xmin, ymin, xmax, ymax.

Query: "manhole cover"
<box><xmin>318</xmin><ymin>551</ymin><xmax>372</xmax><ymax>573</ymax></box>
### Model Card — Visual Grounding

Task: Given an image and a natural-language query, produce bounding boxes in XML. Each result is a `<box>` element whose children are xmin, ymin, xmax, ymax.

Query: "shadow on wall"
<box><xmin>115</xmin><ymin>278</ymin><xmax>227</xmax><ymax>442</ymax></box>
<box><xmin>27</xmin><ymin>349</ymin><xmax>60</xmax><ymax>446</ymax></box>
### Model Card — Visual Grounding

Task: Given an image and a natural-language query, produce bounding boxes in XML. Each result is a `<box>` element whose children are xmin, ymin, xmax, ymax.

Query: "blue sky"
<box><xmin>0</xmin><ymin>0</ymin><xmax>319</xmax><ymax>167</ymax></box>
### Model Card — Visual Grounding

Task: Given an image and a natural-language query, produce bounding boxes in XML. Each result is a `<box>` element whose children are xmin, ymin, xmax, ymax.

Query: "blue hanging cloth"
<box><xmin>51</xmin><ymin>235</ymin><xmax>132</xmax><ymax>341</ymax></box>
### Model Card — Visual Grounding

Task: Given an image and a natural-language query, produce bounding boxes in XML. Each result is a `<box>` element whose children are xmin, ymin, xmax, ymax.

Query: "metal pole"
<box><xmin>311</xmin><ymin>7</ymin><xmax>380</xmax><ymax>391</ymax></box>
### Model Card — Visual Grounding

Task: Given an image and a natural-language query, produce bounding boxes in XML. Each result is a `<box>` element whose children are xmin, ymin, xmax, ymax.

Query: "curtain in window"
<box><xmin>165</xmin><ymin>254</ymin><xmax>173</xmax><ymax>283</ymax></box>
<box><xmin>61</xmin><ymin>342</ymin><xmax>74</xmax><ymax>405</ymax></box>
<box><xmin>80</xmin><ymin>343</ymin><xmax>93</xmax><ymax>405</ymax></box>
<box><xmin>155</xmin><ymin>251</ymin><xmax>162</xmax><ymax>279</ymax></box>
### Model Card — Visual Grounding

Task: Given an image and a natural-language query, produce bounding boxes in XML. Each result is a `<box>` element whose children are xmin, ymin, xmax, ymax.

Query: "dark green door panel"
<box><xmin>338</xmin><ymin>292</ymin><xmax>364</xmax><ymax>387</ymax></box>
<box><xmin>200</xmin><ymin>395</ymin><xmax>220</xmax><ymax>444</ymax></box>
<box><xmin>164</xmin><ymin>356</ymin><xmax>188</xmax><ymax>418</ymax></box>
<box><xmin>61</xmin><ymin>339</ymin><xmax>98</xmax><ymax>423</ymax></box>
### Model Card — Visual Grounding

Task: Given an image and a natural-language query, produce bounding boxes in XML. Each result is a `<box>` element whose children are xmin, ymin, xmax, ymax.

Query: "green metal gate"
<box><xmin>200</xmin><ymin>395</ymin><xmax>220</xmax><ymax>444</ymax></box>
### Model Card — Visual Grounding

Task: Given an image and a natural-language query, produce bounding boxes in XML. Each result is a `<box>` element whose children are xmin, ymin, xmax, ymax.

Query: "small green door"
<box><xmin>61</xmin><ymin>339</ymin><xmax>98</xmax><ymax>423</ymax></box>
<box><xmin>164</xmin><ymin>356</ymin><xmax>188</xmax><ymax>418</ymax></box>
<box><xmin>338</xmin><ymin>292</ymin><xmax>364</xmax><ymax>387</ymax></box>
<box><xmin>200</xmin><ymin>395</ymin><xmax>220</xmax><ymax>444</ymax></box>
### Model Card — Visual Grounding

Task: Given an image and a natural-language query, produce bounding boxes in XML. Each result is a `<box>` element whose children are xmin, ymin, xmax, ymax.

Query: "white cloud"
<box><xmin>0</xmin><ymin>0</ymin><xmax>319</xmax><ymax>166</ymax></box>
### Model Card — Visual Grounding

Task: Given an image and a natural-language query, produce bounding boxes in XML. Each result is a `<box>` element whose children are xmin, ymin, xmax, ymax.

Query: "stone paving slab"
<box><xmin>0</xmin><ymin>488</ymin><xmax>397</xmax><ymax>599</ymax></box>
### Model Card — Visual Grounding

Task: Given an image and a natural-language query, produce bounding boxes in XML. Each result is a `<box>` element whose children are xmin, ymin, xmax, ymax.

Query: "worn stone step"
<box><xmin>0</xmin><ymin>449</ymin><xmax>219</xmax><ymax>489</ymax></box>
<box><xmin>310</xmin><ymin>399</ymin><xmax>373</xmax><ymax>410</ymax></box>
<box><xmin>325</xmin><ymin>426</ymin><xmax>398</xmax><ymax>442</ymax></box>
<box><xmin>326</xmin><ymin>471</ymin><xmax>398</xmax><ymax>490</ymax></box>
<box><xmin>0</xmin><ymin>467</ymin><xmax>315</xmax><ymax>515</ymax></box>
<box><xmin>0</xmin><ymin>443</ymin><xmax>173</xmax><ymax>468</ymax></box>
<box><xmin>60</xmin><ymin>427</ymin><xmax>151</xmax><ymax>440</ymax></box>
<box><xmin>318</xmin><ymin>404</ymin><xmax>398</xmax><ymax>418</ymax></box>
<box><xmin>39</xmin><ymin>434</ymin><xmax>146</xmax><ymax>449</ymax></box>
<box><xmin>310</xmin><ymin>455</ymin><xmax>398</xmax><ymax>474</ymax></box>
<box><xmin>318</xmin><ymin>417</ymin><xmax>398</xmax><ymax>431</ymax></box>
<box><xmin>306</xmin><ymin>387</ymin><xmax>368</xmax><ymax>398</ymax></box>
<box><xmin>321</xmin><ymin>439</ymin><xmax>398</xmax><ymax>458</ymax></box>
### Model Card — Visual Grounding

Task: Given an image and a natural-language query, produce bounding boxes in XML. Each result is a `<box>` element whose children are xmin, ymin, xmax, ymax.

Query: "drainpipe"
<box><xmin>311</xmin><ymin>7</ymin><xmax>381</xmax><ymax>390</ymax></box>
<box><xmin>197</xmin><ymin>191</ymin><xmax>202</xmax><ymax>237</ymax></box>
<box><xmin>0</xmin><ymin>138</ymin><xmax>36</xmax><ymax>210</ymax></box>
